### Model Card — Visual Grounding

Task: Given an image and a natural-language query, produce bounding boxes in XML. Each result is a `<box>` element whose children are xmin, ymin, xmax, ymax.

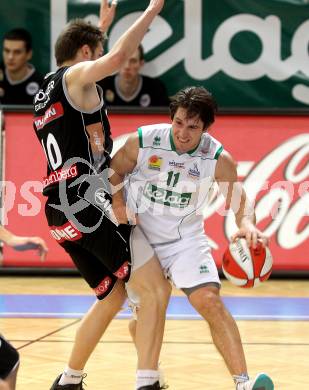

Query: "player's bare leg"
<box><xmin>0</xmin><ymin>380</ymin><xmax>10</xmax><ymax>390</ymax></box>
<box><xmin>188</xmin><ymin>285</ymin><xmax>247</xmax><ymax>375</ymax></box>
<box><xmin>68</xmin><ymin>279</ymin><xmax>126</xmax><ymax>370</ymax></box>
<box><xmin>128</xmin><ymin>317</ymin><xmax>167</xmax><ymax>389</ymax></box>
<box><xmin>1</xmin><ymin>367</ymin><xmax>19</xmax><ymax>390</ymax></box>
<box><xmin>127</xmin><ymin>256</ymin><xmax>171</xmax><ymax>371</ymax></box>
<box><xmin>187</xmin><ymin>286</ymin><xmax>275</xmax><ymax>389</ymax></box>
<box><xmin>128</xmin><ymin>317</ymin><xmax>137</xmax><ymax>344</ymax></box>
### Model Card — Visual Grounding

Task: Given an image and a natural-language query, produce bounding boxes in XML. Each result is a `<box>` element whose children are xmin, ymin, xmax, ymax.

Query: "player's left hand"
<box><xmin>231</xmin><ymin>222</ymin><xmax>269</xmax><ymax>249</ymax></box>
<box><xmin>98</xmin><ymin>0</ymin><xmax>117</xmax><ymax>33</ymax></box>
<box><xmin>8</xmin><ymin>236</ymin><xmax>48</xmax><ymax>261</ymax></box>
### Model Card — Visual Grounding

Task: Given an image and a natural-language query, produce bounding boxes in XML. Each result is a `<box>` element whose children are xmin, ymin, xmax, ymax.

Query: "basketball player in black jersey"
<box><xmin>33</xmin><ymin>1</ymin><xmax>170</xmax><ymax>389</ymax></box>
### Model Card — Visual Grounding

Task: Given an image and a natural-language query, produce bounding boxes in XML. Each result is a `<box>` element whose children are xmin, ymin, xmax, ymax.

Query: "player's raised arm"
<box><xmin>98</xmin><ymin>0</ymin><xmax>118</xmax><ymax>33</ymax></box>
<box><xmin>67</xmin><ymin>0</ymin><xmax>164</xmax><ymax>86</ymax></box>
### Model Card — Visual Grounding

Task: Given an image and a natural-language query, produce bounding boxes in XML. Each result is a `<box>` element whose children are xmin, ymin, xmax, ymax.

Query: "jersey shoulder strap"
<box><xmin>137</xmin><ymin>124</ymin><xmax>172</xmax><ymax>150</ymax></box>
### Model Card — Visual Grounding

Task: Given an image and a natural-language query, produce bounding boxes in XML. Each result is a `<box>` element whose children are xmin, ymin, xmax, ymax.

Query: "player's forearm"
<box><xmin>234</xmin><ymin>192</ymin><xmax>256</xmax><ymax>228</ymax></box>
<box><xmin>109</xmin><ymin>170</ymin><xmax>126</xmax><ymax>206</ymax></box>
<box><xmin>0</xmin><ymin>226</ymin><xmax>15</xmax><ymax>246</ymax></box>
<box><xmin>108</xmin><ymin>8</ymin><xmax>157</xmax><ymax>62</ymax></box>
<box><xmin>77</xmin><ymin>6</ymin><xmax>160</xmax><ymax>84</ymax></box>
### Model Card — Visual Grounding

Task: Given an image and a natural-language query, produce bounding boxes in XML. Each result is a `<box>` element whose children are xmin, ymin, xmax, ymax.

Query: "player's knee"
<box><xmin>137</xmin><ymin>281</ymin><xmax>170</xmax><ymax>310</ymax></box>
<box><xmin>148</xmin><ymin>277</ymin><xmax>170</xmax><ymax>307</ymax></box>
<box><xmin>189</xmin><ymin>287</ymin><xmax>222</xmax><ymax>314</ymax></box>
<box><xmin>158</xmin><ymin>279</ymin><xmax>172</xmax><ymax>308</ymax></box>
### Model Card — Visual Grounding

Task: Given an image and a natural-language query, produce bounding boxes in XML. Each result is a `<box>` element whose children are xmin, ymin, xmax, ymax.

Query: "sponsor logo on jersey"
<box><xmin>93</xmin><ymin>277</ymin><xmax>112</xmax><ymax>297</ymax></box>
<box><xmin>43</xmin><ymin>164</ymin><xmax>77</xmax><ymax>188</ymax></box>
<box><xmin>34</xmin><ymin>102</ymin><xmax>64</xmax><ymax>130</ymax></box>
<box><xmin>143</xmin><ymin>183</ymin><xmax>191</xmax><ymax>208</ymax></box>
<box><xmin>49</xmin><ymin>221</ymin><xmax>82</xmax><ymax>243</ymax></box>
<box><xmin>153</xmin><ymin>136</ymin><xmax>161</xmax><ymax>146</ymax></box>
<box><xmin>169</xmin><ymin>160</ymin><xmax>185</xmax><ymax>169</ymax></box>
<box><xmin>188</xmin><ymin>163</ymin><xmax>200</xmax><ymax>179</ymax></box>
<box><xmin>148</xmin><ymin>155</ymin><xmax>162</xmax><ymax>171</ymax></box>
<box><xmin>113</xmin><ymin>261</ymin><xmax>130</xmax><ymax>279</ymax></box>
<box><xmin>34</xmin><ymin>80</ymin><xmax>55</xmax><ymax>111</ymax></box>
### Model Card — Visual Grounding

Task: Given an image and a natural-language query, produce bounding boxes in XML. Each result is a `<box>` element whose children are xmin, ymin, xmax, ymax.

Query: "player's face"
<box><xmin>119</xmin><ymin>48</ymin><xmax>144</xmax><ymax>81</ymax></box>
<box><xmin>3</xmin><ymin>39</ymin><xmax>31</xmax><ymax>73</ymax></box>
<box><xmin>171</xmin><ymin>107</ymin><xmax>205</xmax><ymax>153</ymax></box>
<box><xmin>90</xmin><ymin>42</ymin><xmax>104</xmax><ymax>60</ymax></box>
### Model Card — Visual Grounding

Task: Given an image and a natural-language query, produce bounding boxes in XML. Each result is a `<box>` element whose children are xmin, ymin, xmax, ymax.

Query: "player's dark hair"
<box><xmin>169</xmin><ymin>86</ymin><xmax>217</xmax><ymax>130</ymax></box>
<box><xmin>55</xmin><ymin>19</ymin><xmax>105</xmax><ymax>66</ymax></box>
<box><xmin>3</xmin><ymin>28</ymin><xmax>32</xmax><ymax>52</ymax></box>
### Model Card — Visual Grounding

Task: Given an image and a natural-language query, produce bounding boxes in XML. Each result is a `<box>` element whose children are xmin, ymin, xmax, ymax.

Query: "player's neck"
<box><xmin>7</xmin><ymin>64</ymin><xmax>31</xmax><ymax>81</ymax></box>
<box><xmin>117</xmin><ymin>75</ymin><xmax>140</xmax><ymax>98</ymax></box>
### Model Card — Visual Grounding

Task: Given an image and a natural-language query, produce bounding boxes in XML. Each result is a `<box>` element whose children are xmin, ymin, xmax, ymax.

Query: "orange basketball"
<box><xmin>222</xmin><ymin>238</ymin><xmax>273</xmax><ymax>288</ymax></box>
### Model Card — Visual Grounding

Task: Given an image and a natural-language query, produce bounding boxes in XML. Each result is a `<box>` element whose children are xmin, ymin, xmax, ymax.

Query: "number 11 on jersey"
<box><xmin>167</xmin><ymin>171</ymin><xmax>180</xmax><ymax>187</ymax></box>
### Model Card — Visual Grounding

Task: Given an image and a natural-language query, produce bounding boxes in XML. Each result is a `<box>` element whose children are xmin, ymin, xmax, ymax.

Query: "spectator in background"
<box><xmin>99</xmin><ymin>44</ymin><xmax>169</xmax><ymax>107</ymax></box>
<box><xmin>0</xmin><ymin>28</ymin><xmax>43</xmax><ymax>105</ymax></box>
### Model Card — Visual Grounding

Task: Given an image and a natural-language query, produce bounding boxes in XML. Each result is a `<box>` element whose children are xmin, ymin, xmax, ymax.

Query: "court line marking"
<box><xmin>16</xmin><ymin>319</ymin><xmax>81</xmax><ymax>351</ymax></box>
<box><xmin>9</xmin><ymin>338</ymin><xmax>309</xmax><ymax>347</ymax></box>
<box><xmin>2</xmin><ymin>312</ymin><xmax>309</xmax><ymax>321</ymax></box>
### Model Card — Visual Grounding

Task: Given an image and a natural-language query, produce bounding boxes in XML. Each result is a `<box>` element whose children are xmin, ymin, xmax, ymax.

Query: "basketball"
<box><xmin>222</xmin><ymin>238</ymin><xmax>273</xmax><ymax>288</ymax></box>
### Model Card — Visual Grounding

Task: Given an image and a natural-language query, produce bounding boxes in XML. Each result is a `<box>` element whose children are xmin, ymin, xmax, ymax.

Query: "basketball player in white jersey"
<box><xmin>110</xmin><ymin>86</ymin><xmax>274</xmax><ymax>390</ymax></box>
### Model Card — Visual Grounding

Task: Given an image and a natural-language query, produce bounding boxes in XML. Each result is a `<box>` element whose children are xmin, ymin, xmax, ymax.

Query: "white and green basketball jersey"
<box><xmin>126</xmin><ymin>124</ymin><xmax>223</xmax><ymax>247</ymax></box>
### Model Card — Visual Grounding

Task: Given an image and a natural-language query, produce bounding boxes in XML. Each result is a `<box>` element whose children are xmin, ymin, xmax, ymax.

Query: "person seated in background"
<box><xmin>98</xmin><ymin>44</ymin><xmax>169</xmax><ymax>107</ymax></box>
<box><xmin>0</xmin><ymin>28</ymin><xmax>43</xmax><ymax>105</ymax></box>
<box><xmin>0</xmin><ymin>225</ymin><xmax>48</xmax><ymax>390</ymax></box>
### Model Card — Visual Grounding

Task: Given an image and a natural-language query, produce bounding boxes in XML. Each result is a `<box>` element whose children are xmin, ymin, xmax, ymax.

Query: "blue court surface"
<box><xmin>0</xmin><ymin>294</ymin><xmax>308</xmax><ymax>321</ymax></box>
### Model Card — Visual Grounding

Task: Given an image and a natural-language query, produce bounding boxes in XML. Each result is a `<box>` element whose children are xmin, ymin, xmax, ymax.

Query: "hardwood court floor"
<box><xmin>1</xmin><ymin>277</ymin><xmax>309</xmax><ymax>389</ymax></box>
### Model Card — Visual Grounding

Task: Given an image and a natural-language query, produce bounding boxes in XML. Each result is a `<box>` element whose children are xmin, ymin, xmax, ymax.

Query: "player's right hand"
<box><xmin>98</xmin><ymin>0</ymin><xmax>117</xmax><ymax>33</ymax></box>
<box><xmin>147</xmin><ymin>0</ymin><xmax>164</xmax><ymax>15</ymax></box>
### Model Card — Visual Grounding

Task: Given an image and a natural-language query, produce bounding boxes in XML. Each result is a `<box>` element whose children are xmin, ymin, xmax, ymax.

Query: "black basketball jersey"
<box><xmin>0</xmin><ymin>63</ymin><xmax>43</xmax><ymax>105</ymax></box>
<box><xmin>33</xmin><ymin>67</ymin><xmax>112</xmax><ymax>196</ymax></box>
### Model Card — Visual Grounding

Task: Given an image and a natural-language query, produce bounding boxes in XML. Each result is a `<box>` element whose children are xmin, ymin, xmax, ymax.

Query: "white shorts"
<box><xmin>155</xmin><ymin>237</ymin><xmax>220</xmax><ymax>289</ymax></box>
<box><xmin>130</xmin><ymin>225</ymin><xmax>154</xmax><ymax>273</ymax></box>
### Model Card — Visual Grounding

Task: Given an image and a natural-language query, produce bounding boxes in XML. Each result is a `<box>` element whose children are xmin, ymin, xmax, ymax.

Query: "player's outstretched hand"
<box><xmin>231</xmin><ymin>223</ymin><xmax>269</xmax><ymax>249</ymax></box>
<box><xmin>8</xmin><ymin>235</ymin><xmax>48</xmax><ymax>261</ymax></box>
<box><xmin>98</xmin><ymin>0</ymin><xmax>118</xmax><ymax>33</ymax></box>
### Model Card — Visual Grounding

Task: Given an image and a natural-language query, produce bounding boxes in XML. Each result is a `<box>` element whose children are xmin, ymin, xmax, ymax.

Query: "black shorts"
<box><xmin>45</xmin><ymin>193</ymin><xmax>132</xmax><ymax>300</ymax></box>
<box><xmin>0</xmin><ymin>335</ymin><xmax>19</xmax><ymax>379</ymax></box>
